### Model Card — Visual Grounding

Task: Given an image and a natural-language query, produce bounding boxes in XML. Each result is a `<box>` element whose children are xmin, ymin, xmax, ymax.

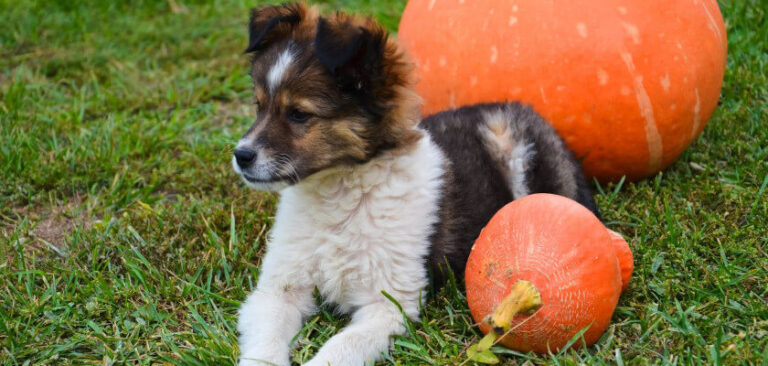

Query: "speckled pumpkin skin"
<box><xmin>465</xmin><ymin>194</ymin><xmax>622</xmax><ymax>353</ymax></box>
<box><xmin>399</xmin><ymin>0</ymin><xmax>727</xmax><ymax>182</ymax></box>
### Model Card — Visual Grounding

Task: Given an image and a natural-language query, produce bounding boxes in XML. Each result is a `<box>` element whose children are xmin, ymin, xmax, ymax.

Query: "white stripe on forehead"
<box><xmin>267</xmin><ymin>47</ymin><xmax>295</xmax><ymax>94</ymax></box>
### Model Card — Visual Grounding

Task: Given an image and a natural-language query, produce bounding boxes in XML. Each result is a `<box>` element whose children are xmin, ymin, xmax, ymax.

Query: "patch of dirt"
<box><xmin>6</xmin><ymin>195</ymin><xmax>92</xmax><ymax>249</ymax></box>
<box><xmin>33</xmin><ymin>215</ymin><xmax>74</xmax><ymax>247</ymax></box>
<box><xmin>34</xmin><ymin>195</ymin><xmax>89</xmax><ymax>247</ymax></box>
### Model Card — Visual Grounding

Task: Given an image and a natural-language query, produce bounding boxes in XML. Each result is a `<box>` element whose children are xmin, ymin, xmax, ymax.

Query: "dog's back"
<box><xmin>420</xmin><ymin>102</ymin><xmax>599</xmax><ymax>283</ymax></box>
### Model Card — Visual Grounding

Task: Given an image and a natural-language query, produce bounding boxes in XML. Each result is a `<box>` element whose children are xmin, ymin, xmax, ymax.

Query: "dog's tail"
<box><xmin>476</xmin><ymin>103</ymin><xmax>600</xmax><ymax>218</ymax></box>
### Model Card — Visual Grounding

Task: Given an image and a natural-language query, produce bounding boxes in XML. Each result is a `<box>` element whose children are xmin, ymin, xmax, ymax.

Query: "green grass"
<box><xmin>1</xmin><ymin>0</ymin><xmax>766</xmax><ymax>364</ymax></box>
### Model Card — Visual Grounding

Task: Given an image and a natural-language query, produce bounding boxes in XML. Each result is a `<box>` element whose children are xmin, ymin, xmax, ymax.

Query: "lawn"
<box><xmin>1</xmin><ymin>0</ymin><xmax>766</xmax><ymax>364</ymax></box>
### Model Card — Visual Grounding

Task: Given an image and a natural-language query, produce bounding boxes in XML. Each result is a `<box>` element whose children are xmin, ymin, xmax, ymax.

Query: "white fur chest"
<box><xmin>265</xmin><ymin>135</ymin><xmax>446</xmax><ymax>316</ymax></box>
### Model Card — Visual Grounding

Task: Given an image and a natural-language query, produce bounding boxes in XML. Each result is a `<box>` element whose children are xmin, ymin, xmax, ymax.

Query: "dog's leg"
<box><xmin>238</xmin><ymin>287</ymin><xmax>315</xmax><ymax>366</ymax></box>
<box><xmin>238</xmin><ymin>263</ymin><xmax>316</xmax><ymax>366</ymax></box>
<box><xmin>303</xmin><ymin>301</ymin><xmax>407</xmax><ymax>366</ymax></box>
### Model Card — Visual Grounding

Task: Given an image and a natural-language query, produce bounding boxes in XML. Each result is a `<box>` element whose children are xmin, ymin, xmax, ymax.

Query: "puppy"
<box><xmin>232</xmin><ymin>3</ymin><xmax>599</xmax><ymax>365</ymax></box>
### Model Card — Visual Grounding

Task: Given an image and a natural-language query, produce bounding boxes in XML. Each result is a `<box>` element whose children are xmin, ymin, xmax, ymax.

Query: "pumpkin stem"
<box><xmin>485</xmin><ymin>280</ymin><xmax>542</xmax><ymax>334</ymax></box>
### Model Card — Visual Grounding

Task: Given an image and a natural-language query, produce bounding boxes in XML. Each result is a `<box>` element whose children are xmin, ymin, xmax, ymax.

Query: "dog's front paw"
<box><xmin>239</xmin><ymin>353</ymin><xmax>290</xmax><ymax>366</ymax></box>
<box><xmin>301</xmin><ymin>349</ymin><xmax>360</xmax><ymax>366</ymax></box>
<box><xmin>238</xmin><ymin>360</ymin><xmax>270</xmax><ymax>366</ymax></box>
<box><xmin>237</xmin><ymin>325</ymin><xmax>292</xmax><ymax>366</ymax></box>
<box><xmin>301</xmin><ymin>359</ymin><xmax>330</xmax><ymax>366</ymax></box>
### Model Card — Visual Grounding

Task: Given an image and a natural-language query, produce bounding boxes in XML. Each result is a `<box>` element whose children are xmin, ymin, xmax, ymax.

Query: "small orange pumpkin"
<box><xmin>608</xmin><ymin>229</ymin><xmax>634</xmax><ymax>292</ymax></box>
<box><xmin>399</xmin><ymin>0</ymin><xmax>727</xmax><ymax>182</ymax></box>
<box><xmin>465</xmin><ymin>194</ymin><xmax>632</xmax><ymax>353</ymax></box>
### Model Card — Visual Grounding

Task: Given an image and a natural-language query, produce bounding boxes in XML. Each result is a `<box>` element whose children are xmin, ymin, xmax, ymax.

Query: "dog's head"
<box><xmin>232</xmin><ymin>3</ymin><xmax>421</xmax><ymax>191</ymax></box>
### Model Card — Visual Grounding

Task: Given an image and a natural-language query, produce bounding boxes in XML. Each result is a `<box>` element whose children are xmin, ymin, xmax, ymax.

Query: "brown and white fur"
<box><xmin>232</xmin><ymin>4</ymin><xmax>599</xmax><ymax>365</ymax></box>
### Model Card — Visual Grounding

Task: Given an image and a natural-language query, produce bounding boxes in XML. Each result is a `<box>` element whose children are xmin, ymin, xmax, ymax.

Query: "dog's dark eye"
<box><xmin>287</xmin><ymin>108</ymin><xmax>312</xmax><ymax>123</ymax></box>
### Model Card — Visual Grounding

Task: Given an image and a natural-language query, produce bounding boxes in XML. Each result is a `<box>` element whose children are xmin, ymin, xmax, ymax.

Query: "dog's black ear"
<box><xmin>314</xmin><ymin>17</ymin><xmax>386</xmax><ymax>92</ymax></box>
<box><xmin>245</xmin><ymin>3</ymin><xmax>305</xmax><ymax>54</ymax></box>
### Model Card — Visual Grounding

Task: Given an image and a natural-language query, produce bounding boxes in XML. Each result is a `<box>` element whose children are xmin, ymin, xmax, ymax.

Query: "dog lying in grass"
<box><xmin>231</xmin><ymin>3</ymin><xmax>598</xmax><ymax>365</ymax></box>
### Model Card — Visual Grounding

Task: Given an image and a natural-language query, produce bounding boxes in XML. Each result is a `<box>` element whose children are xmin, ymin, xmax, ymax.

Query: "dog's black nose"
<box><xmin>234</xmin><ymin>148</ymin><xmax>257</xmax><ymax>168</ymax></box>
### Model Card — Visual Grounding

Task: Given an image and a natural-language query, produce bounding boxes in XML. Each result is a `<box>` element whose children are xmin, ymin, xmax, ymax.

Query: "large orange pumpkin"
<box><xmin>399</xmin><ymin>0</ymin><xmax>727</xmax><ymax>182</ymax></box>
<box><xmin>465</xmin><ymin>194</ymin><xmax>630</xmax><ymax>353</ymax></box>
